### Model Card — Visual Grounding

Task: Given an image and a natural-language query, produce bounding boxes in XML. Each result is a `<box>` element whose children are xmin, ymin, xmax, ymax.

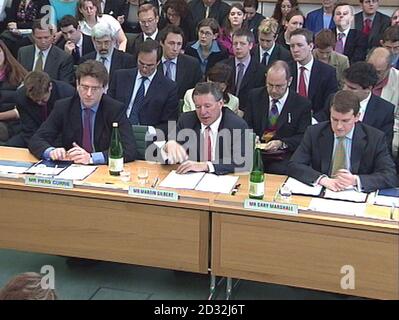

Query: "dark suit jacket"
<box><xmin>57</xmin><ymin>34</ymin><xmax>96</xmax><ymax>64</ymax></box>
<box><xmin>334</xmin><ymin>29</ymin><xmax>367</xmax><ymax>64</ymax></box>
<box><xmin>127</xmin><ymin>32</ymin><xmax>162</xmax><ymax>62</ymax></box>
<box><xmin>289</xmin><ymin>59</ymin><xmax>338</xmax><ymax>113</ymax></box>
<box><xmin>157</xmin><ymin>54</ymin><xmax>203</xmax><ymax>99</ymax></box>
<box><xmin>108</xmin><ymin>68</ymin><xmax>179</xmax><ymax>137</ymax></box>
<box><xmin>103</xmin><ymin>0</ymin><xmax>126</xmax><ymax>18</ymax></box>
<box><xmin>354</xmin><ymin>11</ymin><xmax>391</xmax><ymax>49</ymax></box>
<box><xmin>79</xmin><ymin>49</ymin><xmax>136</xmax><ymax>85</ymax></box>
<box><xmin>5</xmin><ymin>0</ymin><xmax>49</xmax><ymax>29</ymax></box>
<box><xmin>247</xmin><ymin>12</ymin><xmax>266</xmax><ymax>43</ymax></box>
<box><xmin>188</xmin><ymin>0</ymin><xmax>230</xmax><ymax>28</ymax></box>
<box><xmin>173</xmin><ymin>107</ymin><xmax>249</xmax><ymax>175</ymax></box>
<box><xmin>304</xmin><ymin>7</ymin><xmax>335</xmax><ymax>34</ymax></box>
<box><xmin>185</xmin><ymin>41</ymin><xmax>229</xmax><ymax>74</ymax></box>
<box><xmin>29</xmin><ymin>94</ymin><xmax>137</xmax><ymax>162</ymax></box>
<box><xmin>221</xmin><ymin>57</ymin><xmax>267</xmax><ymax>112</ymax></box>
<box><xmin>16</xmin><ymin>80</ymin><xmax>75</xmax><ymax>147</ymax></box>
<box><xmin>17</xmin><ymin>45</ymin><xmax>75</xmax><ymax>84</ymax></box>
<box><xmin>251</xmin><ymin>43</ymin><xmax>292</xmax><ymax>67</ymax></box>
<box><xmin>0</xmin><ymin>81</ymin><xmax>18</xmax><ymax>112</ymax></box>
<box><xmin>314</xmin><ymin>93</ymin><xmax>395</xmax><ymax>152</ymax></box>
<box><xmin>287</xmin><ymin>121</ymin><xmax>398</xmax><ymax>192</ymax></box>
<box><xmin>245</xmin><ymin>88</ymin><xmax>312</xmax><ymax>152</ymax></box>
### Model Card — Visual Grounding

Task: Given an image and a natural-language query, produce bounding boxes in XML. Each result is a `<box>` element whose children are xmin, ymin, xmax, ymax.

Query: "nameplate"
<box><xmin>128</xmin><ymin>187</ymin><xmax>178</xmax><ymax>202</ymax></box>
<box><xmin>244</xmin><ymin>199</ymin><xmax>298</xmax><ymax>215</ymax></box>
<box><xmin>25</xmin><ymin>176</ymin><xmax>73</xmax><ymax>189</ymax></box>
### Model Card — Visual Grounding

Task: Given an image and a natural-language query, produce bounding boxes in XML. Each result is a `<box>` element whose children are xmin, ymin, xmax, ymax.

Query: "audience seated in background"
<box><xmin>0</xmin><ymin>272</ymin><xmax>57</xmax><ymax>300</ymax></box>
<box><xmin>243</xmin><ymin>0</ymin><xmax>265</xmax><ymax>42</ymax></box>
<box><xmin>275</xmin><ymin>9</ymin><xmax>305</xmax><ymax>51</ymax></box>
<box><xmin>305</xmin><ymin>0</ymin><xmax>337</xmax><ymax>34</ymax></box>
<box><xmin>380</xmin><ymin>25</ymin><xmax>399</xmax><ymax>70</ymax></box>
<box><xmin>391</xmin><ymin>8</ymin><xmax>399</xmax><ymax>26</ymax></box>
<box><xmin>188</xmin><ymin>0</ymin><xmax>230</xmax><ymax>29</ymax></box>
<box><xmin>288</xmin><ymin>90</ymin><xmax>398</xmax><ymax>193</ymax></box>
<box><xmin>271</xmin><ymin>0</ymin><xmax>299</xmax><ymax>34</ymax></box>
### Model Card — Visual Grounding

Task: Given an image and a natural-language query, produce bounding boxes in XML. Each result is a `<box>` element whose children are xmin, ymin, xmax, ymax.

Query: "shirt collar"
<box><xmin>144</xmin><ymin>29</ymin><xmax>158</xmax><ymax>40</ymax></box>
<box><xmin>137</xmin><ymin>69</ymin><xmax>157</xmax><ymax>82</ymax></box>
<box><xmin>336</xmin><ymin>27</ymin><xmax>350</xmax><ymax>37</ymax></box>
<box><xmin>161</xmin><ymin>56</ymin><xmax>178</xmax><ymax>64</ymax></box>
<box><xmin>200</xmin><ymin>110</ymin><xmax>223</xmax><ymax>134</ymax></box>
<box><xmin>297</xmin><ymin>56</ymin><xmax>314</xmax><ymax>71</ymax></box>
<box><xmin>35</xmin><ymin>45</ymin><xmax>51</xmax><ymax>56</ymax></box>
<box><xmin>263</xmin><ymin>43</ymin><xmax>275</xmax><ymax>56</ymax></box>
<box><xmin>363</xmin><ymin>13</ymin><xmax>375</xmax><ymax>22</ymax></box>
<box><xmin>235</xmin><ymin>54</ymin><xmax>251</xmax><ymax>68</ymax></box>
<box><xmin>268</xmin><ymin>88</ymin><xmax>289</xmax><ymax>109</ymax></box>
<box><xmin>97</xmin><ymin>47</ymin><xmax>114</xmax><ymax>60</ymax></box>
<box><xmin>334</xmin><ymin>126</ymin><xmax>355</xmax><ymax>140</ymax></box>
<box><xmin>80</xmin><ymin>102</ymin><xmax>100</xmax><ymax>112</ymax></box>
<box><xmin>76</xmin><ymin>34</ymin><xmax>83</xmax><ymax>48</ymax></box>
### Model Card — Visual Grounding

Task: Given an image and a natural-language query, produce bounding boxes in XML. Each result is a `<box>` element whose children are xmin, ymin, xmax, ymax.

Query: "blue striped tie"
<box><xmin>129</xmin><ymin>76</ymin><xmax>148</xmax><ymax>124</ymax></box>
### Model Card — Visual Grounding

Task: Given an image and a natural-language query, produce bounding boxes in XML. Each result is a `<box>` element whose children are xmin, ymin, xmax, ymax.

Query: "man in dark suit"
<box><xmin>127</xmin><ymin>3</ymin><xmax>161</xmax><ymax>60</ymax></box>
<box><xmin>57</xmin><ymin>15</ymin><xmax>95</xmax><ymax>65</ymax></box>
<box><xmin>17</xmin><ymin>20</ymin><xmax>74</xmax><ymax>84</ymax></box>
<box><xmin>108</xmin><ymin>39</ymin><xmax>179</xmax><ymax>138</ymax></box>
<box><xmin>251</xmin><ymin>17</ymin><xmax>292</xmax><ymax>67</ymax></box>
<box><xmin>15</xmin><ymin>71</ymin><xmax>75</xmax><ymax>148</ymax></box>
<box><xmin>158</xmin><ymin>26</ymin><xmax>202</xmax><ymax>99</ymax></box>
<box><xmin>162</xmin><ymin>82</ymin><xmax>250</xmax><ymax>175</ymax></box>
<box><xmin>245</xmin><ymin>60</ymin><xmax>311</xmax><ymax>174</ymax></box>
<box><xmin>29</xmin><ymin>60</ymin><xmax>137</xmax><ymax>164</ymax></box>
<box><xmin>101</xmin><ymin>0</ymin><xmax>126</xmax><ymax>18</ymax></box>
<box><xmin>79</xmin><ymin>23</ymin><xmax>136</xmax><ymax>88</ymax></box>
<box><xmin>354</xmin><ymin>0</ymin><xmax>391</xmax><ymax>49</ymax></box>
<box><xmin>289</xmin><ymin>28</ymin><xmax>338</xmax><ymax>114</ymax></box>
<box><xmin>333</xmin><ymin>3</ymin><xmax>367</xmax><ymax>63</ymax></box>
<box><xmin>288</xmin><ymin>90</ymin><xmax>398</xmax><ymax>193</ymax></box>
<box><xmin>188</xmin><ymin>0</ymin><xmax>230</xmax><ymax>29</ymax></box>
<box><xmin>221</xmin><ymin>29</ymin><xmax>267</xmax><ymax>113</ymax></box>
<box><xmin>314</xmin><ymin>61</ymin><xmax>394</xmax><ymax>153</ymax></box>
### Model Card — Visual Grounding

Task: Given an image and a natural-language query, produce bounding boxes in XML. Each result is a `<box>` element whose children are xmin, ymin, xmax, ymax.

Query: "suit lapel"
<box><xmin>308</xmin><ymin>60</ymin><xmax>320</xmax><ymax>100</ymax></box>
<box><xmin>350</xmin><ymin>124</ymin><xmax>366</xmax><ymax>173</ymax></box>
<box><xmin>319</xmin><ymin>126</ymin><xmax>334</xmax><ymax>174</ymax></box>
<box><xmin>44</xmin><ymin>46</ymin><xmax>56</xmax><ymax>73</ymax></box>
<box><xmin>69</xmin><ymin>96</ymin><xmax>83</xmax><ymax>146</ymax></box>
<box><xmin>362</xmin><ymin>95</ymin><xmax>376</xmax><ymax>125</ymax></box>
<box><xmin>239</xmin><ymin>58</ymin><xmax>254</xmax><ymax>90</ymax></box>
<box><xmin>126</xmin><ymin>69</ymin><xmax>138</xmax><ymax>108</ymax></box>
<box><xmin>93</xmin><ymin>96</ymin><xmax>106</xmax><ymax>150</ymax></box>
<box><xmin>276</xmin><ymin>91</ymin><xmax>291</xmax><ymax>132</ymax></box>
<box><xmin>260</xmin><ymin>89</ymin><xmax>270</xmax><ymax>132</ymax></box>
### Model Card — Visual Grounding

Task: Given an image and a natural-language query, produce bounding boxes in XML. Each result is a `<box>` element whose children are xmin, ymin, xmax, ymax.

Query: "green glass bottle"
<box><xmin>249</xmin><ymin>147</ymin><xmax>264</xmax><ymax>199</ymax></box>
<box><xmin>108</xmin><ymin>122</ymin><xmax>124</xmax><ymax>176</ymax></box>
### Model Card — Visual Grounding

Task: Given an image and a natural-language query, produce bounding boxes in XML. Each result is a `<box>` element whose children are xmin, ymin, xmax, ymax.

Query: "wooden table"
<box><xmin>211</xmin><ymin>174</ymin><xmax>399</xmax><ymax>299</ymax></box>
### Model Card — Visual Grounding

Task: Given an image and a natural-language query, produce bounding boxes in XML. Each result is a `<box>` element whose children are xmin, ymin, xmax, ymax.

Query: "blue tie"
<box><xmin>129</xmin><ymin>76</ymin><xmax>148</xmax><ymax>124</ymax></box>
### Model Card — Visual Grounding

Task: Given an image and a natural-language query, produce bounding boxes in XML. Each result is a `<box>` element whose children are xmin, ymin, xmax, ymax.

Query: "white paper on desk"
<box><xmin>324</xmin><ymin>189</ymin><xmax>368</xmax><ymax>203</ymax></box>
<box><xmin>159</xmin><ymin>170</ymin><xmax>205</xmax><ymax>189</ymax></box>
<box><xmin>0</xmin><ymin>160</ymin><xmax>34</xmax><ymax>174</ymax></box>
<box><xmin>284</xmin><ymin>177</ymin><xmax>323</xmax><ymax>196</ymax></box>
<box><xmin>309</xmin><ymin>198</ymin><xmax>366</xmax><ymax>216</ymax></box>
<box><xmin>0</xmin><ymin>165</ymin><xmax>29</xmax><ymax>174</ymax></box>
<box><xmin>373</xmin><ymin>195</ymin><xmax>399</xmax><ymax>208</ymax></box>
<box><xmin>195</xmin><ymin>174</ymin><xmax>239</xmax><ymax>194</ymax></box>
<box><xmin>57</xmin><ymin>165</ymin><xmax>98</xmax><ymax>180</ymax></box>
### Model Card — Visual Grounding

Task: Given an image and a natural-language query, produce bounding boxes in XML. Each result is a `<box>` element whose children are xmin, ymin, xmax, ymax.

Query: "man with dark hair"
<box><xmin>13</xmin><ymin>71</ymin><xmax>75</xmax><ymax>148</ymax></box>
<box><xmin>245</xmin><ymin>60</ymin><xmax>311</xmax><ymax>174</ymax></box>
<box><xmin>29</xmin><ymin>60</ymin><xmax>137</xmax><ymax>164</ymax></box>
<box><xmin>243</xmin><ymin>0</ymin><xmax>265</xmax><ymax>41</ymax></box>
<box><xmin>17</xmin><ymin>20</ymin><xmax>75</xmax><ymax>84</ymax></box>
<box><xmin>354</xmin><ymin>0</ymin><xmax>391</xmax><ymax>49</ymax></box>
<box><xmin>221</xmin><ymin>28</ymin><xmax>267</xmax><ymax>112</ymax></box>
<box><xmin>289</xmin><ymin>28</ymin><xmax>338</xmax><ymax>114</ymax></box>
<box><xmin>108</xmin><ymin>39</ymin><xmax>179</xmax><ymax>137</ymax></box>
<box><xmin>162</xmin><ymin>81</ymin><xmax>249</xmax><ymax>175</ymax></box>
<box><xmin>315</xmin><ymin>61</ymin><xmax>394</xmax><ymax>153</ymax></box>
<box><xmin>57</xmin><ymin>15</ymin><xmax>95</xmax><ymax>64</ymax></box>
<box><xmin>288</xmin><ymin>90</ymin><xmax>398</xmax><ymax>193</ymax></box>
<box><xmin>158</xmin><ymin>25</ymin><xmax>202</xmax><ymax>99</ymax></box>
<box><xmin>380</xmin><ymin>25</ymin><xmax>399</xmax><ymax>69</ymax></box>
<box><xmin>188</xmin><ymin>0</ymin><xmax>230</xmax><ymax>29</ymax></box>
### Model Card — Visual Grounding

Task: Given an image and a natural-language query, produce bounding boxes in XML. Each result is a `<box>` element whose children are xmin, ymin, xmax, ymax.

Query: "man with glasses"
<box><xmin>354</xmin><ymin>0</ymin><xmax>390</xmax><ymax>48</ymax></box>
<box><xmin>109</xmin><ymin>39</ymin><xmax>179</xmax><ymax>138</ymax></box>
<box><xmin>244</xmin><ymin>60</ymin><xmax>311</xmax><ymax>174</ymax></box>
<box><xmin>29</xmin><ymin>60</ymin><xmax>137</xmax><ymax>164</ymax></box>
<box><xmin>79</xmin><ymin>23</ymin><xmax>135</xmax><ymax>87</ymax></box>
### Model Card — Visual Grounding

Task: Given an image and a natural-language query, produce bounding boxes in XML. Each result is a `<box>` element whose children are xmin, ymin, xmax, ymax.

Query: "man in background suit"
<box><xmin>108</xmin><ymin>39</ymin><xmax>179</xmax><ymax>138</ymax></box>
<box><xmin>305</xmin><ymin>0</ymin><xmax>337</xmax><ymax>34</ymax></box>
<box><xmin>158</xmin><ymin>26</ymin><xmax>202</xmax><ymax>99</ymax></box>
<box><xmin>17</xmin><ymin>19</ymin><xmax>74</xmax><ymax>84</ymax></box>
<box><xmin>354</xmin><ymin>0</ymin><xmax>391</xmax><ymax>49</ymax></box>
<box><xmin>101</xmin><ymin>0</ymin><xmax>126</xmax><ymax>18</ymax></box>
<box><xmin>288</xmin><ymin>90</ymin><xmax>398</xmax><ymax>193</ymax></box>
<box><xmin>245</xmin><ymin>60</ymin><xmax>311</xmax><ymax>174</ymax></box>
<box><xmin>57</xmin><ymin>15</ymin><xmax>95</xmax><ymax>65</ymax></box>
<box><xmin>289</xmin><ymin>28</ymin><xmax>338</xmax><ymax>114</ymax></box>
<box><xmin>29</xmin><ymin>60</ymin><xmax>137</xmax><ymax>164</ymax></box>
<box><xmin>15</xmin><ymin>71</ymin><xmax>75</xmax><ymax>148</ymax></box>
<box><xmin>162</xmin><ymin>82</ymin><xmax>249</xmax><ymax>175</ymax></box>
<box><xmin>380</xmin><ymin>26</ymin><xmax>399</xmax><ymax>70</ymax></box>
<box><xmin>221</xmin><ymin>29</ymin><xmax>267</xmax><ymax>113</ymax></box>
<box><xmin>251</xmin><ymin>17</ymin><xmax>292</xmax><ymax>67</ymax></box>
<box><xmin>79</xmin><ymin>23</ymin><xmax>136</xmax><ymax>88</ymax></box>
<box><xmin>188</xmin><ymin>0</ymin><xmax>230</xmax><ymax>29</ymax></box>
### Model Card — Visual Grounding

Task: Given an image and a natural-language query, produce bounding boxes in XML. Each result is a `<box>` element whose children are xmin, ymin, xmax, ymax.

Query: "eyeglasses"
<box><xmin>199</xmin><ymin>30</ymin><xmax>214</xmax><ymax>37</ymax></box>
<box><xmin>139</xmin><ymin>17</ymin><xmax>156</xmax><ymax>25</ymax></box>
<box><xmin>78</xmin><ymin>84</ymin><xmax>103</xmax><ymax>93</ymax></box>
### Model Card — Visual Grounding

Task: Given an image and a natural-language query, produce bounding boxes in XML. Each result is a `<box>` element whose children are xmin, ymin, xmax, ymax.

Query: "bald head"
<box><xmin>266</xmin><ymin>60</ymin><xmax>292</xmax><ymax>99</ymax></box>
<box><xmin>367</xmin><ymin>47</ymin><xmax>392</xmax><ymax>82</ymax></box>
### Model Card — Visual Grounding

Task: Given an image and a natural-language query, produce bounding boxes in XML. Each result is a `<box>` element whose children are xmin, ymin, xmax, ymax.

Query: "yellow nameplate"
<box><xmin>25</xmin><ymin>176</ymin><xmax>73</xmax><ymax>189</ymax></box>
<box><xmin>244</xmin><ymin>199</ymin><xmax>298</xmax><ymax>215</ymax></box>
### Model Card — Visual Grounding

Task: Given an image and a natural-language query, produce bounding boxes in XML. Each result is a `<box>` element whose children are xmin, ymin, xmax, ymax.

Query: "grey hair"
<box><xmin>91</xmin><ymin>22</ymin><xmax>113</xmax><ymax>40</ymax></box>
<box><xmin>192</xmin><ymin>82</ymin><xmax>224</xmax><ymax>102</ymax></box>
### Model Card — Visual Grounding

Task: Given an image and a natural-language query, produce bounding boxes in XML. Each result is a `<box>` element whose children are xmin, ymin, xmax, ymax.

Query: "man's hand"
<box><xmin>164</xmin><ymin>140</ymin><xmax>188</xmax><ymax>164</ymax></box>
<box><xmin>64</xmin><ymin>40</ymin><xmax>76</xmax><ymax>54</ymax></box>
<box><xmin>66</xmin><ymin>142</ymin><xmax>91</xmax><ymax>164</ymax></box>
<box><xmin>334</xmin><ymin>169</ymin><xmax>357</xmax><ymax>189</ymax></box>
<box><xmin>319</xmin><ymin>176</ymin><xmax>343</xmax><ymax>192</ymax></box>
<box><xmin>49</xmin><ymin>148</ymin><xmax>68</xmax><ymax>161</ymax></box>
<box><xmin>264</xmin><ymin>140</ymin><xmax>282</xmax><ymax>151</ymax></box>
<box><xmin>176</xmin><ymin>161</ymin><xmax>208</xmax><ymax>174</ymax></box>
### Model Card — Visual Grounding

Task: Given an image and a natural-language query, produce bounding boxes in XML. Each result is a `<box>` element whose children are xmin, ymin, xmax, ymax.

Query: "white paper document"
<box><xmin>284</xmin><ymin>177</ymin><xmax>323</xmax><ymax>196</ymax></box>
<box><xmin>0</xmin><ymin>160</ymin><xmax>33</xmax><ymax>174</ymax></box>
<box><xmin>373</xmin><ymin>195</ymin><xmax>399</xmax><ymax>208</ymax></box>
<box><xmin>159</xmin><ymin>170</ymin><xmax>205</xmax><ymax>189</ymax></box>
<box><xmin>195</xmin><ymin>174</ymin><xmax>239</xmax><ymax>194</ymax></box>
<box><xmin>57</xmin><ymin>165</ymin><xmax>98</xmax><ymax>180</ymax></box>
<box><xmin>324</xmin><ymin>189</ymin><xmax>368</xmax><ymax>203</ymax></box>
<box><xmin>309</xmin><ymin>198</ymin><xmax>366</xmax><ymax>216</ymax></box>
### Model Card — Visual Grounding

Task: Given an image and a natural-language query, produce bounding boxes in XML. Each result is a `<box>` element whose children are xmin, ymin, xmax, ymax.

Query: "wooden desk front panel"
<box><xmin>0</xmin><ymin>188</ymin><xmax>209</xmax><ymax>274</ymax></box>
<box><xmin>212</xmin><ymin>213</ymin><xmax>398</xmax><ymax>299</ymax></box>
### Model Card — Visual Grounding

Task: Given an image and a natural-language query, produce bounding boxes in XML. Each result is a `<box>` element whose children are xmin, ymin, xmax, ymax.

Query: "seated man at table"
<box><xmin>28</xmin><ymin>60</ymin><xmax>137</xmax><ymax>164</ymax></box>
<box><xmin>287</xmin><ymin>90</ymin><xmax>398</xmax><ymax>193</ymax></box>
<box><xmin>160</xmin><ymin>82</ymin><xmax>250</xmax><ymax>175</ymax></box>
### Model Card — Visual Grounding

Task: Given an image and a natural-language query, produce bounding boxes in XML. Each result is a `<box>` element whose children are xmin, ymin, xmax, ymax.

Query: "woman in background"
<box><xmin>275</xmin><ymin>9</ymin><xmax>304</xmax><ymax>51</ymax></box>
<box><xmin>271</xmin><ymin>0</ymin><xmax>298</xmax><ymax>33</ymax></box>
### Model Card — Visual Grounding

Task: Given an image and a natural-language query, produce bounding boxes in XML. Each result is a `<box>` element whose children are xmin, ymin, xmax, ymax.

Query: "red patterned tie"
<box><xmin>203</xmin><ymin>127</ymin><xmax>212</xmax><ymax>161</ymax></box>
<box><xmin>362</xmin><ymin>18</ymin><xmax>372</xmax><ymax>35</ymax></box>
<box><xmin>82</xmin><ymin>108</ymin><xmax>93</xmax><ymax>153</ymax></box>
<box><xmin>298</xmin><ymin>66</ymin><xmax>307</xmax><ymax>97</ymax></box>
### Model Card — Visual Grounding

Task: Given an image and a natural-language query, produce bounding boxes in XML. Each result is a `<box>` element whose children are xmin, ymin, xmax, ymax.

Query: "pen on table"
<box><xmin>151</xmin><ymin>177</ymin><xmax>159</xmax><ymax>188</ymax></box>
<box><xmin>231</xmin><ymin>183</ymin><xmax>241</xmax><ymax>195</ymax></box>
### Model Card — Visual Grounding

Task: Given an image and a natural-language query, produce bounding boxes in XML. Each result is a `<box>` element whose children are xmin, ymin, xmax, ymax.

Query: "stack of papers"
<box><xmin>309</xmin><ymin>198</ymin><xmax>366</xmax><ymax>217</ymax></box>
<box><xmin>324</xmin><ymin>189</ymin><xmax>368</xmax><ymax>203</ymax></box>
<box><xmin>0</xmin><ymin>160</ymin><xmax>33</xmax><ymax>174</ymax></box>
<box><xmin>284</xmin><ymin>177</ymin><xmax>323</xmax><ymax>196</ymax></box>
<box><xmin>57</xmin><ymin>165</ymin><xmax>98</xmax><ymax>180</ymax></box>
<box><xmin>25</xmin><ymin>160</ymin><xmax>72</xmax><ymax>176</ymax></box>
<box><xmin>374</xmin><ymin>188</ymin><xmax>399</xmax><ymax>207</ymax></box>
